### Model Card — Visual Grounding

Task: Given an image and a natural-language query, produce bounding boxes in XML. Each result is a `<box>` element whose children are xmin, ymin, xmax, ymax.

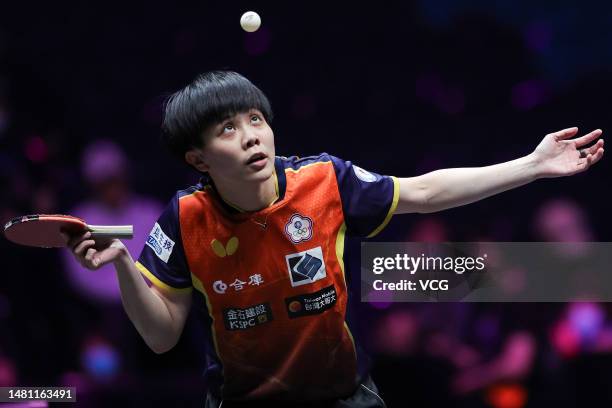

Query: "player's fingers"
<box><xmin>574</xmin><ymin>129</ymin><xmax>603</xmax><ymax>147</ymax></box>
<box><xmin>92</xmin><ymin>247</ymin><xmax>120</xmax><ymax>268</ymax></box>
<box><xmin>584</xmin><ymin>138</ymin><xmax>604</xmax><ymax>155</ymax></box>
<box><xmin>66</xmin><ymin>231</ymin><xmax>92</xmax><ymax>250</ymax></box>
<box><xmin>578</xmin><ymin>148</ymin><xmax>604</xmax><ymax>172</ymax></box>
<box><xmin>551</xmin><ymin>127</ymin><xmax>579</xmax><ymax>141</ymax></box>
<box><xmin>84</xmin><ymin>247</ymin><xmax>96</xmax><ymax>262</ymax></box>
<box><xmin>74</xmin><ymin>239</ymin><xmax>96</xmax><ymax>257</ymax></box>
<box><xmin>589</xmin><ymin>147</ymin><xmax>605</xmax><ymax>165</ymax></box>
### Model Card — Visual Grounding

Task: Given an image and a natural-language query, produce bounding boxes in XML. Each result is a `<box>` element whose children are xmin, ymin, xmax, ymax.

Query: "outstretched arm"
<box><xmin>396</xmin><ymin>127</ymin><xmax>604</xmax><ymax>214</ymax></box>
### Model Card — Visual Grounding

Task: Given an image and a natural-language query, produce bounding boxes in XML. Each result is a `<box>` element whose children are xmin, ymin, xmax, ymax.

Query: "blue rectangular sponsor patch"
<box><xmin>147</xmin><ymin>236</ymin><xmax>162</xmax><ymax>255</ymax></box>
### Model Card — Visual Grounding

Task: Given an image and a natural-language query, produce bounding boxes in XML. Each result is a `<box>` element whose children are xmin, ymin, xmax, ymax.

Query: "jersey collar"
<box><xmin>199</xmin><ymin>156</ymin><xmax>286</xmax><ymax>215</ymax></box>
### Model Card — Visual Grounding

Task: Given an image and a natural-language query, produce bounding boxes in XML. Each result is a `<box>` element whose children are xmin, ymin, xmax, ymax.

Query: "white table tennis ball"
<box><xmin>240</xmin><ymin>11</ymin><xmax>261</xmax><ymax>32</ymax></box>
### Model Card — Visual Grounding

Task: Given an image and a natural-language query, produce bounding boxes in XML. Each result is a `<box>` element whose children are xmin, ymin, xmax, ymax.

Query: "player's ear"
<box><xmin>185</xmin><ymin>148</ymin><xmax>210</xmax><ymax>172</ymax></box>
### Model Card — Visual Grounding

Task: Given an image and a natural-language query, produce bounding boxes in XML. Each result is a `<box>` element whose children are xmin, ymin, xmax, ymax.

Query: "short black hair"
<box><xmin>161</xmin><ymin>70</ymin><xmax>273</xmax><ymax>160</ymax></box>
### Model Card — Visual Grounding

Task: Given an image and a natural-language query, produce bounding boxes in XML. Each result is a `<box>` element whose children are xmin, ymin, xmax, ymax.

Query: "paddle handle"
<box><xmin>87</xmin><ymin>225</ymin><xmax>134</xmax><ymax>240</ymax></box>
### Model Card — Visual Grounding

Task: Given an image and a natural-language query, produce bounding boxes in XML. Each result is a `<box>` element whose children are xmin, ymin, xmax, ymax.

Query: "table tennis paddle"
<box><xmin>3</xmin><ymin>214</ymin><xmax>133</xmax><ymax>248</ymax></box>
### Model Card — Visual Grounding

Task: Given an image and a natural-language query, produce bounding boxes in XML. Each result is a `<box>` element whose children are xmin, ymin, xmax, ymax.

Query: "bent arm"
<box><xmin>113</xmin><ymin>248</ymin><xmax>192</xmax><ymax>354</ymax></box>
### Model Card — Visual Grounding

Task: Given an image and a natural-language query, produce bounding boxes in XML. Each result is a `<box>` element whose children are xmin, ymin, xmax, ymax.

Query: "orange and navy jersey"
<box><xmin>136</xmin><ymin>153</ymin><xmax>399</xmax><ymax>402</ymax></box>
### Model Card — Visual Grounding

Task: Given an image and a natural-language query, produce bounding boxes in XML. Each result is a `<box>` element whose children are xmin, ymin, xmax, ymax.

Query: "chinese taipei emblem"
<box><xmin>284</xmin><ymin>213</ymin><xmax>313</xmax><ymax>243</ymax></box>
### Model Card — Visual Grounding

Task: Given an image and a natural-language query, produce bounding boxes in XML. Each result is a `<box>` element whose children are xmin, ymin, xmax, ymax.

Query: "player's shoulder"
<box><xmin>278</xmin><ymin>153</ymin><xmax>343</xmax><ymax>172</ymax></box>
<box><xmin>155</xmin><ymin>179</ymin><xmax>213</xmax><ymax>223</ymax></box>
<box><xmin>155</xmin><ymin>178</ymin><xmax>211</xmax><ymax>218</ymax></box>
<box><xmin>176</xmin><ymin>177</ymin><xmax>212</xmax><ymax>200</ymax></box>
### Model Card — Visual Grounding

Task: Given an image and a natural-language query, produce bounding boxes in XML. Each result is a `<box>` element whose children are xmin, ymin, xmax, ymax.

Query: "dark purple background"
<box><xmin>0</xmin><ymin>1</ymin><xmax>610</xmax><ymax>407</ymax></box>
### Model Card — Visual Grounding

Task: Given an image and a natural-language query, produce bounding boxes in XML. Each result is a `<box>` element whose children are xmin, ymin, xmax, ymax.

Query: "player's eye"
<box><xmin>221</xmin><ymin>123</ymin><xmax>234</xmax><ymax>134</ymax></box>
<box><xmin>251</xmin><ymin>115</ymin><xmax>261</xmax><ymax>123</ymax></box>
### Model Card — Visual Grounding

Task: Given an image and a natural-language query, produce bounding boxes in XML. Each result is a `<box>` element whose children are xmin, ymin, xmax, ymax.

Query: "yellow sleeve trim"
<box><xmin>333</xmin><ymin>222</ymin><xmax>358</xmax><ymax>363</ymax></box>
<box><xmin>135</xmin><ymin>261</ymin><xmax>192</xmax><ymax>294</ymax></box>
<box><xmin>335</xmin><ymin>222</ymin><xmax>347</xmax><ymax>278</ymax></box>
<box><xmin>366</xmin><ymin>176</ymin><xmax>400</xmax><ymax>238</ymax></box>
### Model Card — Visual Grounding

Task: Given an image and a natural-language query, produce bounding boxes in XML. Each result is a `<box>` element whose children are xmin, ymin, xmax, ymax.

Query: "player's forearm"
<box><xmin>112</xmin><ymin>249</ymin><xmax>180</xmax><ymax>353</ymax></box>
<box><xmin>415</xmin><ymin>154</ymin><xmax>540</xmax><ymax>213</ymax></box>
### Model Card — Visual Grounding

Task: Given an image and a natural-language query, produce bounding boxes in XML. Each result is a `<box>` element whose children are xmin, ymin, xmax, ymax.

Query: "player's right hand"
<box><xmin>64</xmin><ymin>231</ymin><xmax>127</xmax><ymax>270</ymax></box>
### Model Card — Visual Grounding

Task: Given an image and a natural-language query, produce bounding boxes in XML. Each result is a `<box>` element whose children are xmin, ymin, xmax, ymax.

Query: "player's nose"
<box><xmin>242</xmin><ymin>127</ymin><xmax>261</xmax><ymax>149</ymax></box>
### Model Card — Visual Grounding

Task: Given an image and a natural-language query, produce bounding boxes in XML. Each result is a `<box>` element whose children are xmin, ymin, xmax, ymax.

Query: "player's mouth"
<box><xmin>245</xmin><ymin>152</ymin><xmax>268</xmax><ymax>170</ymax></box>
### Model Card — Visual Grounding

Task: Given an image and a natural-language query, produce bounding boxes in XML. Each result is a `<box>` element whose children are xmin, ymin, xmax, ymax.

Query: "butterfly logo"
<box><xmin>211</xmin><ymin>236</ymin><xmax>239</xmax><ymax>257</ymax></box>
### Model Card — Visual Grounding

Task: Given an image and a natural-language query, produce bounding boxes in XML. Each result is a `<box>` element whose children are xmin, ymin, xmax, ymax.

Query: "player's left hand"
<box><xmin>531</xmin><ymin>127</ymin><xmax>604</xmax><ymax>178</ymax></box>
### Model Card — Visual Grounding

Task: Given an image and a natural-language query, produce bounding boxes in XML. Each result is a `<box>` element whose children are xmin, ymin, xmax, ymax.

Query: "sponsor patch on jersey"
<box><xmin>285</xmin><ymin>285</ymin><xmax>337</xmax><ymax>318</ymax></box>
<box><xmin>353</xmin><ymin>165</ymin><xmax>378</xmax><ymax>182</ymax></box>
<box><xmin>211</xmin><ymin>236</ymin><xmax>239</xmax><ymax>257</ymax></box>
<box><xmin>285</xmin><ymin>246</ymin><xmax>326</xmax><ymax>287</ymax></box>
<box><xmin>222</xmin><ymin>303</ymin><xmax>273</xmax><ymax>331</ymax></box>
<box><xmin>284</xmin><ymin>213</ymin><xmax>313</xmax><ymax>243</ymax></box>
<box><xmin>212</xmin><ymin>280</ymin><xmax>228</xmax><ymax>294</ymax></box>
<box><xmin>146</xmin><ymin>223</ymin><xmax>175</xmax><ymax>263</ymax></box>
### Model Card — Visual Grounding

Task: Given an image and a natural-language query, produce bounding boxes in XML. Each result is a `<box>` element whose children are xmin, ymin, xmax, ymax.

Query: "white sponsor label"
<box><xmin>146</xmin><ymin>223</ymin><xmax>175</xmax><ymax>263</ymax></box>
<box><xmin>353</xmin><ymin>165</ymin><xmax>378</xmax><ymax>182</ymax></box>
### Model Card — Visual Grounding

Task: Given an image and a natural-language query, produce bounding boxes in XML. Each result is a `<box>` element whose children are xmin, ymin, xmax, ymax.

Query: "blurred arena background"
<box><xmin>0</xmin><ymin>1</ymin><xmax>610</xmax><ymax>407</ymax></box>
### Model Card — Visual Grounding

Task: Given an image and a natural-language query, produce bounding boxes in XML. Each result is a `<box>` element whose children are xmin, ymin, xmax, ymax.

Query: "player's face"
<box><xmin>201</xmin><ymin>109</ymin><xmax>275</xmax><ymax>183</ymax></box>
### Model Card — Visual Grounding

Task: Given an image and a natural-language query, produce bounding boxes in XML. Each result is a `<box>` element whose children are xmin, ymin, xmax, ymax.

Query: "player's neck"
<box><xmin>213</xmin><ymin>171</ymin><xmax>278</xmax><ymax>212</ymax></box>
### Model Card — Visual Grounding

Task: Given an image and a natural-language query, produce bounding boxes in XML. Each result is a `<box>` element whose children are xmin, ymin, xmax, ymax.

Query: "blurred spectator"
<box><xmin>533</xmin><ymin>197</ymin><xmax>594</xmax><ymax>243</ymax></box>
<box><xmin>530</xmin><ymin>197</ymin><xmax>612</xmax><ymax>406</ymax></box>
<box><xmin>61</xmin><ymin>139</ymin><xmax>162</xmax><ymax>304</ymax></box>
<box><xmin>373</xmin><ymin>308</ymin><xmax>420</xmax><ymax>356</ymax></box>
<box><xmin>371</xmin><ymin>221</ymin><xmax>538</xmax><ymax>407</ymax></box>
<box><xmin>60</xmin><ymin>139</ymin><xmax>162</xmax><ymax>376</ymax></box>
<box><xmin>407</xmin><ymin>216</ymin><xmax>450</xmax><ymax>242</ymax></box>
